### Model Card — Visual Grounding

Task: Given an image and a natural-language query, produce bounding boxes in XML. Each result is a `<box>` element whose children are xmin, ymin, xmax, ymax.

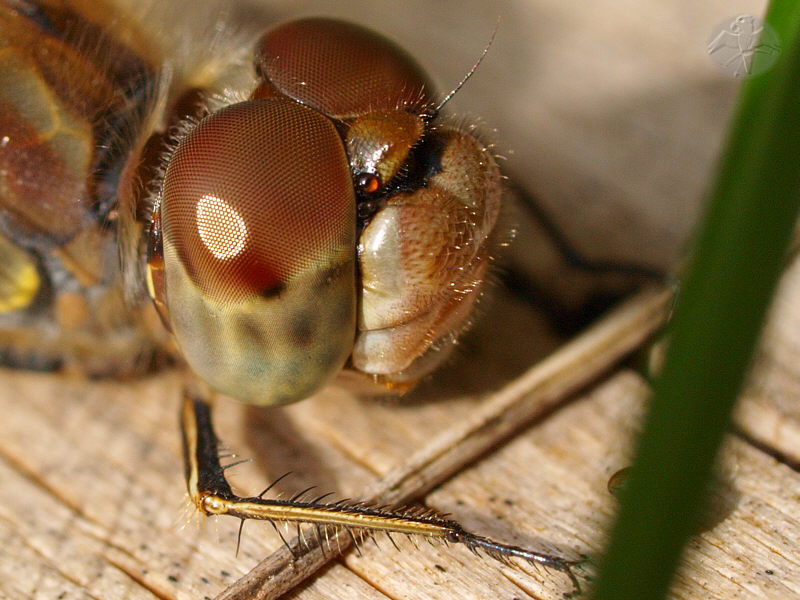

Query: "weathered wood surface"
<box><xmin>2</xmin><ymin>258</ymin><xmax>800</xmax><ymax>600</ymax></box>
<box><xmin>4</xmin><ymin>0</ymin><xmax>799</xmax><ymax>599</ymax></box>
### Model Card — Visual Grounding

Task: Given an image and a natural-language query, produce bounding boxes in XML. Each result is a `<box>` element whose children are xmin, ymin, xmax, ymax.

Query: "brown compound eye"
<box><xmin>161</xmin><ymin>99</ymin><xmax>354</xmax><ymax>304</ymax></box>
<box><xmin>157</xmin><ymin>98</ymin><xmax>356</xmax><ymax>405</ymax></box>
<box><xmin>254</xmin><ymin>18</ymin><xmax>436</xmax><ymax>119</ymax></box>
<box><xmin>253</xmin><ymin>19</ymin><xmax>431</xmax><ymax>201</ymax></box>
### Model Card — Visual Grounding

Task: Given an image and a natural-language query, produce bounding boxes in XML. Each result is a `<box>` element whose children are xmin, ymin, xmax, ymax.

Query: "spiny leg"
<box><xmin>180</xmin><ymin>392</ymin><xmax>582</xmax><ymax>594</ymax></box>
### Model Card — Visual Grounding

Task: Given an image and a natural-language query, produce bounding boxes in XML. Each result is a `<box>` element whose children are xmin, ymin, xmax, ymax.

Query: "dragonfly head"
<box><xmin>145</xmin><ymin>18</ymin><xmax>499</xmax><ymax>405</ymax></box>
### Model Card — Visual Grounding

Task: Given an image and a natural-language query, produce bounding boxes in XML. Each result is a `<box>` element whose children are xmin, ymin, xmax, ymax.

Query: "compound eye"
<box><xmin>161</xmin><ymin>99</ymin><xmax>353</xmax><ymax>304</ymax></box>
<box><xmin>254</xmin><ymin>18</ymin><xmax>435</xmax><ymax>119</ymax></box>
<box><xmin>159</xmin><ymin>99</ymin><xmax>356</xmax><ymax>404</ymax></box>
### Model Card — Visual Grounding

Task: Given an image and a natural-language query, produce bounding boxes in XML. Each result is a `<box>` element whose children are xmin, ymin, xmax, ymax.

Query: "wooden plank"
<box><xmin>3</xmin><ymin>267</ymin><xmax>799</xmax><ymax>600</ymax></box>
<box><xmin>214</xmin><ymin>288</ymin><xmax>671</xmax><ymax>600</ymax></box>
<box><xmin>340</xmin><ymin>372</ymin><xmax>800</xmax><ymax>600</ymax></box>
<box><xmin>0</xmin><ymin>270</ymin><xmax>573</xmax><ymax>600</ymax></box>
<box><xmin>736</xmin><ymin>251</ymin><xmax>800</xmax><ymax>465</ymax></box>
<box><xmin>0</xmin><ymin>367</ymin><xmax>400</xmax><ymax>600</ymax></box>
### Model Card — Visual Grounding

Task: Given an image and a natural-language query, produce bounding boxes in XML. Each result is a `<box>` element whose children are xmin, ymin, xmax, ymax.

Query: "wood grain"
<box><xmin>214</xmin><ymin>288</ymin><xmax>671</xmax><ymax>600</ymax></box>
<box><xmin>2</xmin><ymin>258</ymin><xmax>800</xmax><ymax>599</ymax></box>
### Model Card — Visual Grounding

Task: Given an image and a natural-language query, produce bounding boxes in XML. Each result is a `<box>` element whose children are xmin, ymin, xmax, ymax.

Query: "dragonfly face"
<box><xmin>151</xmin><ymin>18</ymin><xmax>501</xmax><ymax>404</ymax></box>
<box><xmin>1</xmin><ymin>4</ymin><xmax>502</xmax><ymax>405</ymax></box>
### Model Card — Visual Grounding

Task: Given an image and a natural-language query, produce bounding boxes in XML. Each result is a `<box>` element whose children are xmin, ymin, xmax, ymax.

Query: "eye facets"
<box><xmin>195</xmin><ymin>194</ymin><xmax>248</xmax><ymax>260</ymax></box>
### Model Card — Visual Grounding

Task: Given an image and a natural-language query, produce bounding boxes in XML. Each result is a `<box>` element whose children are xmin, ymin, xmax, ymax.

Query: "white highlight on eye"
<box><xmin>196</xmin><ymin>194</ymin><xmax>248</xmax><ymax>260</ymax></box>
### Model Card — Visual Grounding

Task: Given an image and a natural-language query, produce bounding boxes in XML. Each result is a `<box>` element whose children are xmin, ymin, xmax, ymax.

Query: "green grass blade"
<box><xmin>591</xmin><ymin>3</ymin><xmax>800</xmax><ymax>599</ymax></box>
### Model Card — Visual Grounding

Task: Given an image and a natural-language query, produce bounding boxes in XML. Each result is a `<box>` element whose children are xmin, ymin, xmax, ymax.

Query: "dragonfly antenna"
<box><xmin>434</xmin><ymin>17</ymin><xmax>500</xmax><ymax>114</ymax></box>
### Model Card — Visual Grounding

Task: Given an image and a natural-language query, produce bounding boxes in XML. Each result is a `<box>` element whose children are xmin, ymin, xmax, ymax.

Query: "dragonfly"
<box><xmin>0</xmin><ymin>0</ymin><xmax>582</xmax><ymax>596</ymax></box>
